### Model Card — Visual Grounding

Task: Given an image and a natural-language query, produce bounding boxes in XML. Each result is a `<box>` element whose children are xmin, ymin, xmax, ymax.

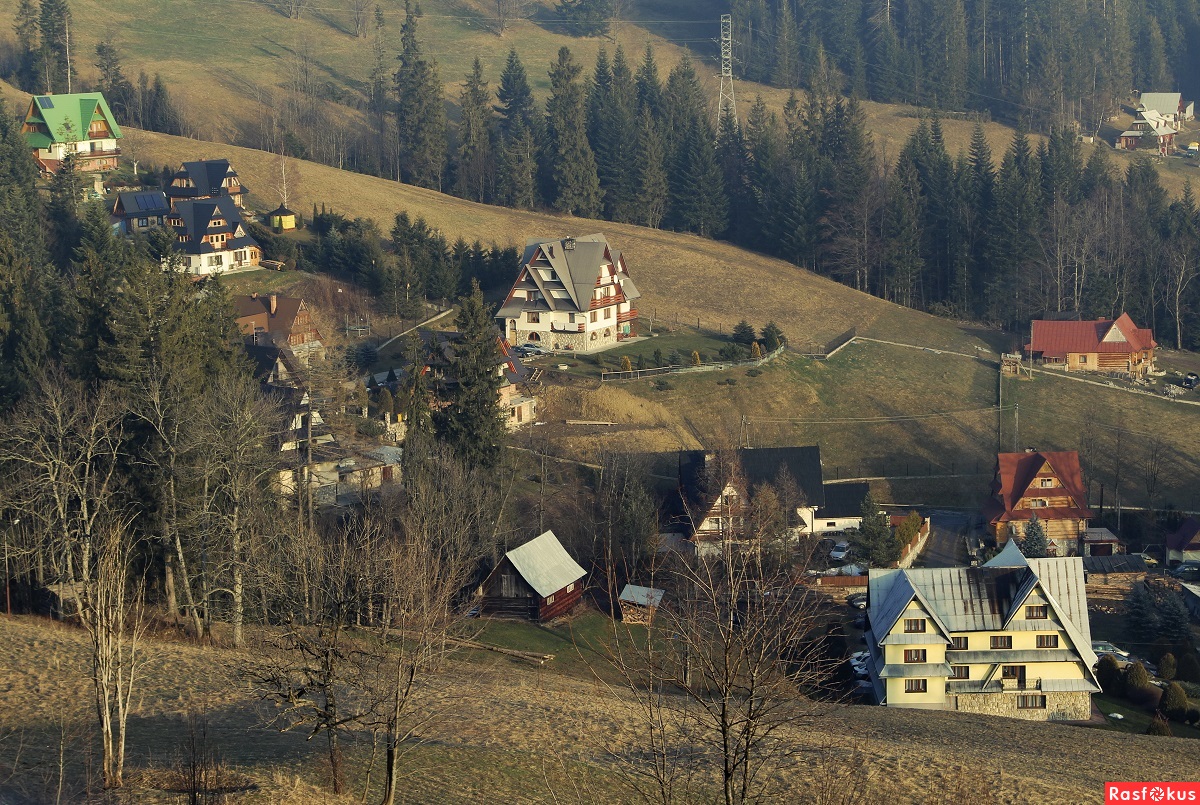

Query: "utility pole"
<box><xmin>1013</xmin><ymin>404</ymin><xmax>1019</xmax><ymax>452</ymax></box>
<box><xmin>63</xmin><ymin>18</ymin><xmax>72</xmax><ymax>94</ymax></box>
<box><xmin>717</xmin><ymin>14</ymin><xmax>737</xmax><ymax>129</ymax></box>
<box><xmin>997</xmin><ymin>369</ymin><xmax>1003</xmax><ymax>452</ymax></box>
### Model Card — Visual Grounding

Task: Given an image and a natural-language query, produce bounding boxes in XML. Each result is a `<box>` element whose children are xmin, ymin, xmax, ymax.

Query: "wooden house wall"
<box><xmin>538</xmin><ymin>583</ymin><xmax>583</xmax><ymax>621</ymax></box>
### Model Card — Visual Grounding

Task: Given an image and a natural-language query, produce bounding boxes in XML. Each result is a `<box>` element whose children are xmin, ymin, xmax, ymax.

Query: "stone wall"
<box><xmin>954</xmin><ymin>691</ymin><xmax>1091</xmax><ymax>721</ymax></box>
<box><xmin>512</xmin><ymin>326</ymin><xmax>618</xmax><ymax>353</ymax></box>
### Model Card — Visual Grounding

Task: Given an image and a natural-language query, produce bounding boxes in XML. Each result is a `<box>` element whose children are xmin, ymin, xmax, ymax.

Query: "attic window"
<box><xmin>903</xmin><ymin>618</ymin><xmax>926</xmax><ymax>634</ymax></box>
<box><xmin>1025</xmin><ymin>605</ymin><xmax>1048</xmax><ymax>620</ymax></box>
<box><xmin>1040</xmin><ymin>478</ymin><xmax>1054</xmax><ymax>488</ymax></box>
<box><xmin>1030</xmin><ymin>499</ymin><xmax>1047</xmax><ymax>508</ymax></box>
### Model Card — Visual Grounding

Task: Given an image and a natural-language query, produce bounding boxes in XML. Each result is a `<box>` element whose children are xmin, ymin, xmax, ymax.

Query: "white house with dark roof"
<box><xmin>165</xmin><ymin>159</ymin><xmax>249</xmax><ymax>207</ymax></box>
<box><xmin>497</xmin><ymin>234</ymin><xmax>640</xmax><ymax>353</ymax></box>
<box><xmin>167</xmin><ymin>195</ymin><xmax>261</xmax><ymax>275</ymax></box>
<box><xmin>112</xmin><ymin>190</ymin><xmax>171</xmax><ymax>234</ymax></box>
<box><xmin>864</xmin><ymin>540</ymin><xmax>1099</xmax><ymax>721</ymax></box>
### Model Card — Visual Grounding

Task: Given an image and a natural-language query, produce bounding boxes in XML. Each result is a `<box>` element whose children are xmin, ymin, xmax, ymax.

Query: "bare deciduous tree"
<box><xmin>494</xmin><ymin>0</ymin><xmax>531</xmax><ymax>35</ymax></box>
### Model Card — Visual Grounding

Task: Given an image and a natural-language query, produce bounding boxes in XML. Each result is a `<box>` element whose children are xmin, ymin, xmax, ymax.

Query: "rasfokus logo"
<box><xmin>1106</xmin><ymin>783</ymin><xmax>1200</xmax><ymax>802</ymax></box>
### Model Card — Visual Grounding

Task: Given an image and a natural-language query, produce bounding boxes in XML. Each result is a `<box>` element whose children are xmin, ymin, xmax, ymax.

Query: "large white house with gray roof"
<box><xmin>864</xmin><ymin>540</ymin><xmax>1100</xmax><ymax>721</ymax></box>
<box><xmin>497</xmin><ymin>234</ymin><xmax>640</xmax><ymax>353</ymax></box>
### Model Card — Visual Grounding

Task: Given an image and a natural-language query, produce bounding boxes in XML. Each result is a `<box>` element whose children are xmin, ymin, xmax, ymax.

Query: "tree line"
<box><xmin>728</xmin><ymin>0</ymin><xmax>1197</xmax><ymax>132</ymax></box>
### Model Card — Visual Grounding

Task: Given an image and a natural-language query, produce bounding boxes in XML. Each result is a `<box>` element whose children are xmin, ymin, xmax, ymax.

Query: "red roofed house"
<box><xmin>983</xmin><ymin>450</ymin><xmax>1093</xmax><ymax>553</ymax></box>
<box><xmin>233</xmin><ymin>293</ymin><xmax>325</xmax><ymax>364</ymax></box>
<box><xmin>1167</xmin><ymin>517</ymin><xmax>1200</xmax><ymax>566</ymax></box>
<box><xmin>1025</xmin><ymin>314</ymin><xmax>1156</xmax><ymax>378</ymax></box>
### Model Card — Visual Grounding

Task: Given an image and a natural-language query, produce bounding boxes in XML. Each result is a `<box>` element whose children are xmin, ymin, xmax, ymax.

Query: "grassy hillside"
<box><xmin>3</xmin><ymin>612</ymin><xmax>1199</xmax><ymax>802</ymax></box>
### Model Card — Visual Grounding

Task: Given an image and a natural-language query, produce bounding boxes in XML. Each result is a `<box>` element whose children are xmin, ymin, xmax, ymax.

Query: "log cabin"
<box><xmin>1025</xmin><ymin>314</ymin><xmax>1156</xmax><ymax>377</ymax></box>
<box><xmin>478</xmin><ymin>531</ymin><xmax>586</xmax><ymax>621</ymax></box>
<box><xmin>983</xmin><ymin>451</ymin><xmax>1093</xmax><ymax>551</ymax></box>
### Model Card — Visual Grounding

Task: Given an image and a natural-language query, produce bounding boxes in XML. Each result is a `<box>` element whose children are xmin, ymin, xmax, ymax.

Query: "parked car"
<box><xmin>829</xmin><ymin>541</ymin><xmax>852</xmax><ymax>561</ymax></box>
<box><xmin>1169</xmin><ymin>561</ymin><xmax>1200</xmax><ymax>581</ymax></box>
<box><xmin>846</xmin><ymin>593</ymin><xmax>868</xmax><ymax>610</ymax></box>
<box><xmin>1183</xmin><ymin>372</ymin><xmax>1200</xmax><ymax>389</ymax></box>
<box><xmin>522</xmin><ymin>343</ymin><xmax>550</xmax><ymax>356</ymax></box>
<box><xmin>1133</xmin><ymin>552</ymin><xmax>1159</xmax><ymax>567</ymax></box>
<box><xmin>848</xmin><ymin>650</ymin><xmax>870</xmax><ymax>664</ymax></box>
<box><xmin>1092</xmin><ymin>641</ymin><xmax>1132</xmax><ymax>660</ymax></box>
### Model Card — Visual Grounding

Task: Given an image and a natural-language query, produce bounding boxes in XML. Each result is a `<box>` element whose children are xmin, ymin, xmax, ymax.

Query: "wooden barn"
<box><xmin>478</xmin><ymin>530</ymin><xmax>586</xmax><ymax>621</ymax></box>
<box><xmin>617</xmin><ymin>584</ymin><xmax>665</xmax><ymax>625</ymax></box>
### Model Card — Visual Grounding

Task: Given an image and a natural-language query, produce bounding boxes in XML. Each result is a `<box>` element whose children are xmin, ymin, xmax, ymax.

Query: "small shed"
<box><xmin>618</xmin><ymin>584</ymin><xmax>665</xmax><ymax>625</ymax></box>
<box><xmin>479</xmin><ymin>530</ymin><xmax>586</xmax><ymax>621</ymax></box>
<box><xmin>268</xmin><ymin>204</ymin><xmax>297</xmax><ymax>232</ymax></box>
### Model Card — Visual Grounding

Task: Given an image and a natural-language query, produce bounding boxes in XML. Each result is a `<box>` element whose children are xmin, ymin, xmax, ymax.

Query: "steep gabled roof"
<box><xmin>1138</xmin><ymin>92</ymin><xmax>1183</xmax><ymax>116</ymax></box>
<box><xmin>113</xmin><ymin>190</ymin><xmax>170</xmax><ymax>218</ymax></box>
<box><xmin>983</xmin><ymin>538</ymin><xmax>1030</xmax><ymax>569</ymax></box>
<box><xmin>1027</xmin><ymin>314</ymin><xmax>1156</xmax><ymax>358</ymax></box>
<box><xmin>23</xmin><ymin>93</ymin><xmax>122</xmax><ymax>151</ymax></box>
<box><xmin>497</xmin><ymin>234</ymin><xmax>640</xmax><ymax>320</ymax></box>
<box><xmin>817</xmin><ymin>482</ymin><xmax>869</xmax><ymax>519</ymax></box>
<box><xmin>1167</xmin><ymin>516</ymin><xmax>1200</xmax><ymax>552</ymax></box>
<box><xmin>984</xmin><ymin>450</ymin><xmax>1092</xmax><ymax>525</ymax></box>
<box><xmin>678</xmin><ymin>446</ymin><xmax>826</xmax><ymax>523</ymax></box>
<box><xmin>233</xmin><ymin>294</ymin><xmax>306</xmax><ymax>336</ymax></box>
<box><xmin>168</xmin><ymin>159</ymin><xmax>247</xmax><ymax>198</ymax></box>
<box><xmin>504</xmin><ymin>530</ymin><xmax>586</xmax><ymax>598</ymax></box>
<box><xmin>169</xmin><ymin>195</ymin><xmax>258</xmax><ymax>256</ymax></box>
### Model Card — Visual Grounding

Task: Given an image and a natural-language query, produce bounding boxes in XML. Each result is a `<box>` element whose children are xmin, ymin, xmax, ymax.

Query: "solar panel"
<box><xmin>38</xmin><ymin>96</ymin><xmax>54</xmax><ymax>108</ymax></box>
<box><xmin>135</xmin><ymin>193</ymin><xmax>157</xmax><ymax>211</ymax></box>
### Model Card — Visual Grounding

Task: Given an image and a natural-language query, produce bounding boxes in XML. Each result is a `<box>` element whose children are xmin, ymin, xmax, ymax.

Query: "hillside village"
<box><xmin>6</xmin><ymin>60</ymin><xmax>1200</xmax><ymax>805</ymax></box>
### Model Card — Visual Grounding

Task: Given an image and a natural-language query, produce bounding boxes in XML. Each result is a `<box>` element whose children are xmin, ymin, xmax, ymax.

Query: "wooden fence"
<box><xmin>601</xmin><ymin>345</ymin><xmax>786</xmax><ymax>382</ymax></box>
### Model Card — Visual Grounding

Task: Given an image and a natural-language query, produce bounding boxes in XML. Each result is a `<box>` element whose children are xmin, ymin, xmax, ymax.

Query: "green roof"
<box><xmin>24</xmin><ymin>93</ymin><xmax>122</xmax><ymax>145</ymax></box>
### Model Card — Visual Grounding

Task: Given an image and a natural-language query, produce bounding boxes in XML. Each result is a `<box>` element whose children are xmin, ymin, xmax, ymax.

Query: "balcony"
<box><xmin>550</xmin><ymin>322</ymin><xmax>584</xmax><ymax>333</ymax></box>
<box><xmin>1000</xmin><ymin>677</ymin><xmax>1041</xmax><ymax>692</ymax></box>
<box><xmin>617</xmin><ymin>308</ymin><xmax>637</xmax><ymax>324</ymax></box>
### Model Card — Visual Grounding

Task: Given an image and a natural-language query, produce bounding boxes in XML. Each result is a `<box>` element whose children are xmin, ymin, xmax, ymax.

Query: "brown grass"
<box><xmin>2</xmin><ymin>612</ymin><xmax>1198</xmax><ymax>803</ymax></box>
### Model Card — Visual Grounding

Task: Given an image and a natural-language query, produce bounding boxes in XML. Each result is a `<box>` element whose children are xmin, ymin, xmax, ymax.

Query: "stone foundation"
<box><xmin>954</xmin><ymin>691</ymin><xmax>1091</xmax><ymax>721</ymax></box>
<box><xmin>513</xmin><ymin>327</ymin><xmax>618</xmax><ymax>354</ymax></box>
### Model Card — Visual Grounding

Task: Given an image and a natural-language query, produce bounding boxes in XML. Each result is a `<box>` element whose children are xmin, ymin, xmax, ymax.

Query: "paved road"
<box><xmin>915</xmin><ymin>511</ymin><xmax>970</xmax><ymax>568</ymax></box>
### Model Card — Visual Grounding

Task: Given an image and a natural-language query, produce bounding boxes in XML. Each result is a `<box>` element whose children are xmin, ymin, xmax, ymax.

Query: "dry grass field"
<box><xmin>2</xmin><ymin>612</ymin><xmax>1199</xmax><ymax>803</ymax></box>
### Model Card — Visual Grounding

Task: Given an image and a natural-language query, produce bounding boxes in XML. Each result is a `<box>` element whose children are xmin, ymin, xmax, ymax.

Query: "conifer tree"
<box><xmin>95</xmin><ymin>40</ymin><xmax>135</xmax><ymax>123</ymax></box>
<box><xmin>496</xmin><ymin>48</ymin><xmax>540</xmax><ymax>140</ymax></box>
<box><xmin>634</xmin><ymin>45</ymin><xmax>662</xmax><ymax>118</ymax></box>
<box><xmin>436</xmin><ymin>280</ymin><xmax>504</xmax><ymax>467</ymax></box>
<box><xmin>732</xmin><ymin>320</ymin><xmax>756</xmax><ymax>345</ymax></box>
<box><xmin>669</xmin><ymin>120</ymin><xmax>726</xmax><ymax>237</ymax></box>
<box><xmin>859</xmin><ymin>491</ymin><xmax>898</xmax><ymax>566</ymax></box>
<box><xmin>1020</xmin><ymin>515</ymin><xmax>1048</xmax><ymax>558</ymax></box>
<box><xmin>556</xmin><ymin>0</ymin><xmax>611</xmax><ymax>37</ymax></box>
<box><xmin>496</xmin><ymin>120</ymin><xmax>538</xmax><ymax>210</ymax></box>
<box><xmin>12</xmin><ymin>0</ymin><xmax>41</xmax><ymax>92</ymax></box>
<box><xmin>543</xmin><ymin>47</ymin><xmax>601</xmax><ymax>217</ymax></box>
<box><xmin>38</xmin><ymin>0</ymin><xmax>73</xmax><ymax>94</ymax></box>
<box><xmin>631</xmin><ymin>108</ymin><xmax>667</xmax><ymax>229</ymax></box>
<box><xmin>456</xmin><ymin>58</ymin><xmax>494</xmax><ymax>203</ymax></box>
<box><xmin>47</xmin><ymin>151</ymin><xmax>83</xmax><ymax>268</ymax></box>
<box><xmin>394</xmin><ymin>1</ymin><xmax>446</xmax><ymax>190</ymax></box>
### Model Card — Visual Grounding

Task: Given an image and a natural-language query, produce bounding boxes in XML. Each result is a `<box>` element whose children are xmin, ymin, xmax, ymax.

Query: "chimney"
<box><xmin>269</xmin><ymin>294</ymin><xmax>278</xmax><ymax>316</ymax></box>
<box><xmin>548</xmin><ymin>244</ymin><xmax>555</xmax><ymax>258</ymax></box>
<box><xmin>564</xmin><ymin>236</ymin><xmax>576</xmax><ymax>251</ymax></box>
<box><xmin>251</xmin><ymin>292</ymin><xmax>258</xmax><ymax>299</ymax></box>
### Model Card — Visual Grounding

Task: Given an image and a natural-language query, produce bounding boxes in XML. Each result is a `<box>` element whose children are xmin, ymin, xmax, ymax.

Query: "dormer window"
<box><xmin>903</xmin><ymin>618</ymin><xmax>926</xmax><ymax>634</ymax></box>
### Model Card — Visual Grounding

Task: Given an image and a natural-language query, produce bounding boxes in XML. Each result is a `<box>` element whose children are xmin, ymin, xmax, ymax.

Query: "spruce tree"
<box><xmin>436</xmin><ymin>280</ymin><xmax>505</xmax><ymax>467</ymax></box>
<box><xmin>761</xmin><ymin>322</ymin><xmax>784</xmax><ymax>351</ymax></box>
<box><xmin>544</xmin><ymin>47</ymin><xmax>601</xmax><ymax>217</ymax></box>
<box><xmin>556</xmin><ymin>0</ymin><xmax>611</xmax><ymax>37</ymax></box>
<box><xmin>732</xmin><ymin>320</ymin><xmax>757</xmax><ymax>345</ymax></box>
<box><xmin>12</xmin><ymin>0</ymin><xmax>41</xmax><ymax>92</ymax></box>
<box><xmin>496</xmin><ymin>48</ymin><xmax>540</xmax><ymax>139</ymax></box>
<box><xmin>47</xmin><ymin>151</ymin><xmax>83</xmax><ymax>269</ymax></box>
<box><xmin>631</xmin><ymin>108</ymin><xmax>667</xmax><ymax>228</ymax></box>
<box><xmin>496</xmin><ymin>120</ymin><xmax>538</xmax><ymax>210</ymax></box>
<box><xmin>859</xmin><ymin>491</ymin><xmax>897</xmax><ymax>566</ymax></box>
<box><xmin>38</xmin><ymin>0</ymin><xmax>73</xmax><ymax>94</ymax></box>
<box><xmin>1020</xmin><ymin>515</ymin><xmax>1048</xmax><ymax>558</ymax></box>
<box><xmin>399</xmin><ymin>333</ymin><xmax>432</xmax><ymax>441</ymax></box>
<box><xmin>456</xmin><ymin>58</ymin><xmax>494</xmax><ymax>203</ymax></box>
<box><xmin>634</xmin><ymin>45</ymin><xmax>662</xmax><ymax>118</ymax></box>
<box><xmin>94</xmin><ymin>40</ymin><xmax>136</xmax><ymax>123</ymax></box>
<box><xmin>394</xmin><ymin>1</ymin><xmax>447</xmax><ymax>190</ymax></box>
<box><xmin>669</xmin><ymin>120</ymin><xmax>727</xmax><ymax>236</ymax></box>
<box><xmin>1158</xmin><ymin>594</ymin><xmax>1193</xmax><ymax>648</ymax></box>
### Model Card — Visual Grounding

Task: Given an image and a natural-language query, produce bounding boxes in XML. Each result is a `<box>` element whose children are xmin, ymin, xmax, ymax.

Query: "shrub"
<box><xmin>1161</xmin><ymin>682</ymin><xmax>1190</xmax><ymax>721</ymax></box>
<box><xmin>1177</xmin><ymin>681</ymin><xmax>1200</xmax><ymax>699</ymax></box>
<box><xmin>720</xmin><ymin>378</ymin><xmax>737</xmax><ymax>386</ymax></box>
<box><xmin>761</xmin><ymin>321</ymin><xmax>784</xmax><ymax>351</ymax></box>
<box><xmin>746</xmin><ymin>368</ymin><xmax>762</xmax><ymax>377</ymax></box>
<box><xmin>751</xmin><ymin>341</ymin><xmax>763</xmax><ymax>360</ymax></box>
<box><xmin>732</xmin><ymin>320</ymin><xmax>757</xmax><ymax>345</ymax></box>
<box><xmin>653</xmin><ymin>380</ymin><xmax>674</xmax><ymax>391</ymax></box>
<box><xmin>1147</xmin><ymin>711</ymin><xmax>1173</xmax><ymax>736</ymax></box>
<box><xmin>1126</xmin><ymin>683</ymin><xmax>1161</xmax><ymax>710</ymax></box>
<box><xmin>1160</xmin><ymin>653</ymin><xmax>1177</xmax><ymax>681</ymax></box>
<box><xmin>690</xmin><ymin>350</ymin><xmax>701</xmax><ymax>367</ymax></box>
<box><xmin>1096</xmin><ymin>654</ymin><xmax>1125</xmax><ymax>695</ymax></box>
<box><xmin>653</xmin><ymin>348</ymin><xmax>664</xmax><ymax>367</ymax></box>
<box><xmin>1125</xmin><ymin>661</ymin><xmax>1152</xmax><ymax>691</ymax></box>
<box><xmin>636</xmin><ymin>354</ymin><xmax>647</xmax><ymax>371</ymax></box>
<box><xmin>620</xmin><ymin>356</ymin><xmax>633</xmax><ymax>372</ymax></box>
<box><xmin>1177</xmin><ymin>652</ymin><xmax>1200</xmax><ymax>683</ymax></box>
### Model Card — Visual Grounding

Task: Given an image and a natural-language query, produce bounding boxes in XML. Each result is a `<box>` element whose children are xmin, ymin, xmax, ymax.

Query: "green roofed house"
<box><xmin>21</xmin><ymin>93</ymin><xmax>122</xmax><ymax>174</ymax></box>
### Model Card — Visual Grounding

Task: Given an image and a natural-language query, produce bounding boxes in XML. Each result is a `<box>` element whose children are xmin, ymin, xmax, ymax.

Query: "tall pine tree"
<box><xmin>435</xmin><ymin>280</ymin><xmax>505</xmax><ymax>467</ymax></box>
<box><xmin>543</xmin><ymin>47</ymin><xmax>601</xmax><ymax>217</ymax></box>
<box><xmin>394</xmin><ymin>1</ymin><xmax>446</xmax><ymax>190</ymax></box>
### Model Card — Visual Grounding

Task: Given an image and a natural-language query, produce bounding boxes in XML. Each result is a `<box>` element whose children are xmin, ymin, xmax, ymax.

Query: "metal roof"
<box><xmin>947</xmin><ymin>649</ymin><xmax>1078</xmax><ymax>663</ymax></box>
<box><xmin>1081</xmin><ymin>554</ymin><xmax>1147</xmax><ymax>574</ymax></box>
<box><xmin>1138</xmin><ymin>92</ymin><xmax>1183</xmax><ymax>115</ymax></box>
<box><xmin>1041</xmin><ymin>678</ymin><xmax>1101</xmax><ymax>693</ymax></box>
<box><xmin>983</xmin><ymin>539</ymin><xmax>1029</xmax><ymax>568</ymax></box>
<box><xmin>1028</xmin><ymin>314</ymin><xmax>1155</xmax><ymax>358</ymax></box>
<box><xmin>504</xmin><ymin>530</ymin><xmax>586</xmax><ymax>598</ymax></box>
<box><xmin>879</xmin><ymin>662</ymin><xmax>953</xmax><ymax>678</ymax></box>
<box><xmin>618</xmin><ymin>584</ymin><xmax>664</xmax><ymax>608</ymax></box>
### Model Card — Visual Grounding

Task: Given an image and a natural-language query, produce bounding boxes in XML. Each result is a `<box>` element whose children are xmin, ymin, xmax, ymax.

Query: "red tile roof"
<box><xmin>1026</xmin><ymin>314</ymin><xmax>1155</xmax><ymax>359</ymax></box>
<box><xmin>985</xmin><ymin>450</ymin><xmax>1092</xmax><ymax>525</ymax></box>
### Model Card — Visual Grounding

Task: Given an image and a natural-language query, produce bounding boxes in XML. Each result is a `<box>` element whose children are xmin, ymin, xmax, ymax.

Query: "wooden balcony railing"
<box><xmin>617</xmin><ymin>309</ymin><xmax>637</xmax><ymax>324</ymax></box>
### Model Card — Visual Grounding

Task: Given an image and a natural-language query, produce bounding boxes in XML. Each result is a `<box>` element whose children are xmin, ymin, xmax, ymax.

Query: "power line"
<box><xmin>747</xmin><ymin>404</ymin><xmax>1014</xmax><ymax>426</ymax></box>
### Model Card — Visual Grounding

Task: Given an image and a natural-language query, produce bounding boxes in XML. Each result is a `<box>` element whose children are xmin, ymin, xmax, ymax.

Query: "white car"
<box><xmin>829</xmin><ymin>541</ymin><xmax>852</xmax><ymax>561</ymax></box>
<box><xmin>1092</xmin><ymin>641</ymin><xmax>1132</xmax><ymax>660</ymax></box>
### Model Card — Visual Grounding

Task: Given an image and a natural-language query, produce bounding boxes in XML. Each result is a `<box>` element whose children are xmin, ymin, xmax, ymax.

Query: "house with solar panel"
<box><xmin>863</xmin><ymin>540</ymin><xmax>1100</xmax><ymax>720</ymax></box>
<box><xmin>497</xmin><ymin>234</ymin><xmax>639</xmax><ymax>353</ymax></box>
<box><xmin>112</xmin><ymin>190</ymin><xmax>171</xmax><ymax>234</ymax></box>
<box><xmin>21</xmin><ymin>93</ymin><xmax>122</xmax><ymax>174</ymax></box>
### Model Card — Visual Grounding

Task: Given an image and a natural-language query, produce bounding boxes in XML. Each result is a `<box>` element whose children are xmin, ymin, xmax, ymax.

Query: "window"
<box><xmin>1001</xmin><ymin>665</ymin><xmax>1022</xmax><ymax>679</ymax></box>
<box><xmin>207</xmin><ymin>255</ymin><xmax>224</xmax><ymax>267</ymax></box>
<box><xmin>605</xmin><ymin>307</ymin><xmax>612</xmax><ymax>319</ymax></box>
<box><xmin>826</xmin><ymin>522</ymin><xmax>837</xmax><ymax>527</ymax></box>
<box><xmin>1040</xmin><ymin>478</ymin><xmax>1054</xmax><ymax>488</ymax></box>
<box><xmin>566</xmin><ymin>582</ymin><xmax>574</xmax><ymax>593</ymax></box>
<box><xmin>950</xmin><ymin>636</ymin><xmax>968</xmax><ymax>651</ymax></box>
<box><xmin>1079</xmin><ymin>355</ymin><xmax>1088</xmax><ymax>364</ymax></box>
<box><xmin>991</xmin><ymin>636</ymin><xmax>1013</xmax><ymax>650</ymax></box>
<box><xmin>545</xmin><ymin>594</ymin><xmax>555</xmax><ymax>605</ymax></box>
<box><xmin>1026</xmin><ymin>605</ymin><xmax>1048</xmax><ymax>620</ymax></box>
<box><xmin>904</xmin><ymin>679</ymin><xmax>927</xmax><ymax>694</ymax></box>
<box><xmin>1036</xmin><ymin>634</ymin><xmax>1059</xmax><ymax>648</ymax></box>
<box><xmin>137</xmin><ymin>217</ymin><xmax>148</xmax><ymax>228</ymax></box>
<box><xmin>527</xmin><ymin>312</ymin><xmax>540</xmax><ymax>324</ymax></box>
<box><xmin>903</xmin><ymin>649</ymin><xmax>927</xmax><ymax>663</ymax></box>
<box><xmin>951</xmin><ymin>666</ymin><xmax>970</xmax><ymax>679</ymax></box>
<box><xmin>590</xmin><ymin>310</ymin><xmax>598</xmax><ymax>323</ymax></box>
<box><xmin>903</xmin><ymin>618</ymin><xmax>926</xmax><ymax>633</ymax></box>
<box><xmin>1017</xmin><ymin>695</ymin><xmax>1046</xmax><ymax>709</ymax></box>
<box><xmin>1030</xmin><ymin>499</ymin><xmax>1047</xmax><ymax>508</ymax></box>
